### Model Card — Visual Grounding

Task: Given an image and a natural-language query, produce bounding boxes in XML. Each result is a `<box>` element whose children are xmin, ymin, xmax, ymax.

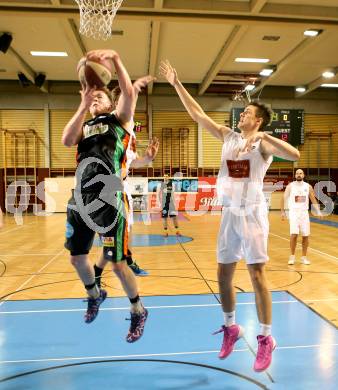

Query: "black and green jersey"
<box><xmin>76</xmin><ymin>113</ymin><xmax>130</xmax><ymax>192</ymax></box>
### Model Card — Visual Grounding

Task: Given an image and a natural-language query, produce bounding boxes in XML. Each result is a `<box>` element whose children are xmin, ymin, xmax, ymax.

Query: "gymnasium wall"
<box><xmin>0</xmin><ymin>94</ymin><xmax>337</xmax><ymax>171</ymax></box>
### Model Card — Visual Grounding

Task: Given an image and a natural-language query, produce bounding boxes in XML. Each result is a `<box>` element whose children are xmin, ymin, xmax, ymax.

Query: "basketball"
<box><xmin>77</xmin><ymin>56</ymin><xmax>112</xmax><ymax>88</ymax></box>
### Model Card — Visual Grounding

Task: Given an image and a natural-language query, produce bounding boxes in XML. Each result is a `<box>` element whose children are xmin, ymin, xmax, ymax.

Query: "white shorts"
<box><xmin>289</xmin><ymin>210</ymin><xmax>310</xmax><ymax>236</ymax></box>
<box><xmin>217</xmin><ymin>205</ymin><xmax>269</xmax><ymax>265</ymax></box>
<box><xmin>124</xmin><ymin>181</ymin><xmax>133</xmax><ymax>231</ymax></box>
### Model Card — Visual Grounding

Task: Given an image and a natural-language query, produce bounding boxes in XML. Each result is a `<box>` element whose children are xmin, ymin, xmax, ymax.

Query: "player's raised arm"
<box><xmin>61</xmin><ymin>84</ymin><xmax>95</xmax><ymax>147</ymax></box>
<box><xmin>131</xmin><ymin>137</ymin><xmax>159</xmax><ymax>168</ymax></box>
<box><xmin>87</xmin><ymin>49</ymin><xmax>135</xmax><ymax>126</ymax></box>
<box><xmin>260</xmin><ymin>133</ymin><xmax>300</xmax><ymax>161</ymax></box>
<box><xmin>159</xmin><ymin>60</ymin><xmax>231</xmax><ymax>141</ymax></box>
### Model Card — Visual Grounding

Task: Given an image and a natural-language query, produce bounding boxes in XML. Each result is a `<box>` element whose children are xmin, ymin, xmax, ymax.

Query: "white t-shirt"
<box><xmin>216</xmin><ymin>131</ymin><xmax>273</xmax><ymax>207</ymax></box>
<box><xmin>288</xmin><ymin>181</ymin><xmax>310</xmax><ymax>211</ymax></box>
<box><xmin>112</xmin><ymin>110</ymin><xmax>137</xmax><ymax>178</ymax></box>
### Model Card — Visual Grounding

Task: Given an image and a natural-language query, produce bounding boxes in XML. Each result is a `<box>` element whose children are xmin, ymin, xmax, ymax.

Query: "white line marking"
<box><xmin>0</xmin><ymin>344</ymin><xmax>337</xmax><ymax>365</ymax></box>
<box><xmin>304</xmin><ymin>298</ymin><xmax>338</xmax><ymax>303</ymax></box>
<box><xmin>270</xmin><ymin>232</ymin><xmax>338</xmax><ymax>263</ymax></box>
<box><xmin>0</xmin><ymin>253</ymin><xmax>61</xmax><ymax>257</ymax></box>
<box><xmin>0</xmin><ymin>350</ymin><xmax>236</xmax><ymax>364</ymax></box>
<box><xmin>277</xmin><ymin>344</ymin><xmax>338</xmax><ymax>350</ymax></box>
<box><xmin>0</xmin><ymin>248</ymin><xmax>65</xmax><ymax>308</ymax></box>
<box><xmin>0</xmin><ymin>300</ymin><xmax>299</xmax><ymax>314</ymax></box>
<box><xmin>0</xmin><ymin>221</ymin><xmax>37</xmax><ymax>236</ymax></box>
<box><xmin>1</xmin><ymin>296</ymin><xmax>337</xmax><ymax>315</ymax></box>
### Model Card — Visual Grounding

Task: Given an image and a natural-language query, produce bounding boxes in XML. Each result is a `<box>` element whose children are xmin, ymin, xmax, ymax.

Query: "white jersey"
<box><xmin>111</xmin><ymin>110</ymin><xmax>137</xmax><ymax>178</ymax></box>
<box><xmin>126</xmin><ymin>128</ymin><xmax>137</xmax><ymax>173</ymax></box>
<box><xmin>216</xmin><ymin>131</ymin><xmax>273</xmax><ymax>207</ymax></box>
<box><xmin>288</xmin><ymin>181</ymin><xmax>310</xmax><ymax>211</ymax></box>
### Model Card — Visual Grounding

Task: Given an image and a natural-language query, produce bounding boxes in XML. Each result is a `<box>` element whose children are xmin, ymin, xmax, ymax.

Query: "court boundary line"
<box><xmin>287</xmin><ymin>290</ymin><xmax>338</xmax><ymax>330</ymax></box>
<box><xmin>0</xmin><ymin>221</ymin><xmax>37</xmax><ymax>236</ymax></box>
<box><xmin>269</xmin><ymin>232</ymin><xmax>338</xmax><ymax>263</ymax></box>
<box><xmin>1</xmin><ymin>343</ymin><xmax>337</xmax><ymax>365</ymax></box>
<box><xmin>0</xmin><ymin>299</ymin><xmax>322</xmax><ymax>314</ymax></box>
<box><xmin>0</xmin><ymin>248</ymin><xmax>65</xmax><ymax>308</ymax></box>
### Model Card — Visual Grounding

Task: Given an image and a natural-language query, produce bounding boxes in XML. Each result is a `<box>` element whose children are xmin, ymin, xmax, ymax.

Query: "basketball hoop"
<box><xmin>75</xmin><ymin>0</ymin><xmax>123</xmax><ymax>40</ymax></box>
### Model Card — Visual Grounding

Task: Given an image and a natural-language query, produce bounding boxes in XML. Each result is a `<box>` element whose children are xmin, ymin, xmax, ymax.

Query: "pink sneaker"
<box><xmin>213</xmin><ymin>324</ymin><xmax>244</xmax><ymax>359</ymax></box>
<box><xmin>126</xmin><ymin>308</ymin><xmax>148</xmax><ymax>343</ymax></box>
<box><xmin>253</xmin><ymin>335</ymin><xmax>276</xmax><ymax>372</ymax></box>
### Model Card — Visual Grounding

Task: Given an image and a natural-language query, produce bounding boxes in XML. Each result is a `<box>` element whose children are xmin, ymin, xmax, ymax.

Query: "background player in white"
<box><xmin>281</xmin><ymin>169</ymin><xmax>321</xmax><ymax>265</ymax></box>
<box><xmin>94</xmin><ymin>77</ymin><xmax>159</xmax><ymax>286</ymax></box>
<box><xmin>160</xmin><ymin>59</ymin><xmax>300</xmax><ymax>372</ymax></box>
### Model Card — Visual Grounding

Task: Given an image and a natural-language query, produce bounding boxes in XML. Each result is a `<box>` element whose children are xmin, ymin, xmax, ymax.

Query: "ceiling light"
<box><xmin>235</xmin><ymin>58</ymin><xmax>270</xmax><ymax>63</ymax></box>
<box><xmin>260</xmin><ymin>69</ymin><xmax>274</xmax><ymax>76</ymax></box>
<box><xmin>304</xmin><ymin>29</ymin><xmax>320</xmax><ymax>37</ymax></box>
<box><xmin>322</xmin><ymin>71</ymin><xmax>335</xmax><ymax>78</ymax></box>
<box><xmin>296</xmin><ymin>86</ymin><xmax>306</xmax><ymax>93</ymax></box>
<box><xmin>30</xmin><ymin>51</ymin><xmax>68</xmax><ymax>57</ymax></box>
<box><xmin>321</xmin><ymin>84</ymin><xmax>338</xmax><ymax>88</ymax></box>
<box><xmin>260</xmin><ymin>65</ymin><xmax>276</xmax><ymax>77</ymax></box>
<box><xmin>245</xmin><ymin>84</ymin><xmax>255</xmax><ymax>91</ymax></box>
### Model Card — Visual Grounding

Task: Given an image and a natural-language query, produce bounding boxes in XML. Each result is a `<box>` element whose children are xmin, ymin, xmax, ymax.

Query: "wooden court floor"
<box><xmin>0</xmin><ymin>211</ymin><xmax>337</xmax><ymax>327</ymax></box>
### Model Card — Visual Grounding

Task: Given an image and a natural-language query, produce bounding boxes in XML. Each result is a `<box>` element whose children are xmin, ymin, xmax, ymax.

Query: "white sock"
<box><xmin>223</xmin><ymin>311</ymin><xmax>235</xmax><ymax>327</ymax></box>
<box><xmin>131</xmin><ymin>300</ymin><xmax>144</xmax><ymax>314</ymax></box>
<box><xmin>259</xmin><ymin>323</ymin><xmax>271</xmax><ymax>336</ymax></box>
<box><xmin>301</xmin><ymin>256</ymin><xmax>307</xmax><ymax>260</ymax></box>
<box><xmin>289</xmin><ymin>255</ymin><xmax>295</xmax><ymax>259</ymax></box>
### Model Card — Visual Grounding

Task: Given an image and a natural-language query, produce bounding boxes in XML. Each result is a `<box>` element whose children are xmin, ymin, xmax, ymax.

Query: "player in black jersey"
<box><xmin>158</xmin><ymin>174</ymin><xmax>181</xmax><ymax>237</ymax></box>
<box><xmin>94</xmin><ymin>77</ymin><xmax>159</xmax><ymax>286</ymax></box>
<box><xmin>62</xmin><ymin>49</ymin><xmax>147</xmax><ymax>343</ymax></box>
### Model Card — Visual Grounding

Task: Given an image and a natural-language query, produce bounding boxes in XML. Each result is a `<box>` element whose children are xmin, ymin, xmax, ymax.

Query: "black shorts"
<box><xmin>162</xmin><ymin>208</ymin><xmax>178</xmax><ymax>218</ymax></box>
<box><xmin>64</xmin><ymin>190</ymin><xmax>129</xmax><ymax>262</ymax></box>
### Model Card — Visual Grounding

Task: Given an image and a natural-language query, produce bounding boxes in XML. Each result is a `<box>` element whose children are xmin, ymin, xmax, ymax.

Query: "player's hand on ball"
<box><xmin>87</xmin><ymin>49</ymin><xmax>118</xmax><ymax>61</ymax></box>
<box><xmin>80</xmin><ymin>84</ymin><xmax>96</xmax><ymax>109</ymax></box>
<box><xmin>159</xmin><ymin>60</ymin><xmax>178</xmax><ymax>86</ymax></box>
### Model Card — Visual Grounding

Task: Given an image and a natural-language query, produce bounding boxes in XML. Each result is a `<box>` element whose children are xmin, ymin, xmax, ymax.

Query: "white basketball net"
<box><xmin>75</xmin><ymin>0</ymin><xmax>123</xmax><ymax>40</ymax></box>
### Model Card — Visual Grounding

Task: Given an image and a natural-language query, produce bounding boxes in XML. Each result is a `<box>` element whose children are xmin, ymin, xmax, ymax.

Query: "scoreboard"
<box><xmin>230</xmin><ymin>108</ymin><xmax>304</xmax><ymax>146</ymax></box>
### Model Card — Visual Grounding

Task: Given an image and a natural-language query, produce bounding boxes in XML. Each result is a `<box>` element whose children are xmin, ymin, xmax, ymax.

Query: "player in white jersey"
<box><xmin>160</xmin><ymin>60</ymin><xmax>300</xmax><ymax>372</ymax></box>
<box><xmin>281</xmin><ymin>169</ymin><xmax>321</xmax><ymax>265</ymax></box>
<box><xmin>94</xmin><ymin>78</ymin><xmax>159</xmax><ymax>285</ymax></box>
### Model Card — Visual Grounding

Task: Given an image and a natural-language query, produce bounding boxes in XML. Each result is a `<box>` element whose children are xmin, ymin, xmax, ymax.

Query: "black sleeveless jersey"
<box><xmin>76</xmin><ymin>113</ymin><xmax>130</xmax><ymax>192</ymax></box>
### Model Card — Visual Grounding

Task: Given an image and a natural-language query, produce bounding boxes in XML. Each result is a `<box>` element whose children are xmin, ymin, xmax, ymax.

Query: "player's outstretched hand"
<box><xmin>159</xmin><ymin>60</ymin><xmax>178</xmax><ymax>86</ymax></box>
<box><xmin>241</xmin><ymin>132</ymin><xmax>265</xmax><ymax>153</ymax></box>
<box><xmin>145</xmin><ymin>137</ymin><xmax>160</xmax><ymax>161</ymax></box>
<box><xmin>133</xmin><ymin>76</ymin><xmax>156</xmax><ymax>94</ymax></box>
<box><xmin>281</xmin><ymin>211</ymin><xmax>287</xmax><ymax>221</ymax></box>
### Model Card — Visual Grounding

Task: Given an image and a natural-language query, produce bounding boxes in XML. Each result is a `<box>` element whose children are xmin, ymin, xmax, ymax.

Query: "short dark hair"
<box><xmin>96</xmin><ymin>87</ymin><xmax>114</xmax><ymax>105</ymax></box>
<box><xmin>111</xmin><ymin>86</ymin><xmax>121</xmax><ymax>106</ymax></box>
<box><xmin>248</xmin><ymin>101</ymin><xmax>273</xmax><ymax>131</ymax></box>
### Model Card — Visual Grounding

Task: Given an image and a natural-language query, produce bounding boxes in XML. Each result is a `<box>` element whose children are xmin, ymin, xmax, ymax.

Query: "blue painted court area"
<box><xmin>133</xmin><ymin>212</ymin><xmax>190</xmax><ymax>222</ymax></box>
<box><xmin>0</xmin><ymin>292</ymin><xmax>337</xmax><ymax>389</ymax></box>
<box><xmin>94</xmin><ymin>234</ymin><xmax>193</xmax><ymax>247</ymax></box>
<box><xmin>310</xmin><ymin>217</ymin><xmax>338</xmax><ymax>228</ymax></box>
